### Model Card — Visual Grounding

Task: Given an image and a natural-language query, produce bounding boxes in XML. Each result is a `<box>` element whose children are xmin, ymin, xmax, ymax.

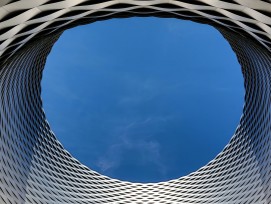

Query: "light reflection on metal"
<box><xmin>0</xmin><ymin>0</ymin><xmax>271</xmax><ymax>203</ymax></box>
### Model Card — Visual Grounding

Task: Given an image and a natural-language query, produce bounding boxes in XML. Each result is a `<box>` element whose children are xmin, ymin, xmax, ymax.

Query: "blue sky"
<box><xmin>41</xmin><ymin>17</ymin><xmax>244</xmax><ymax>183</ymax></box>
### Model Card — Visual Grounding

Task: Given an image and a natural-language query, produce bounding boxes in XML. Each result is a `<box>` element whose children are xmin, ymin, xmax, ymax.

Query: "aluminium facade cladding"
<box><xmin>0</xmin><ymin>0</ymin><xmax>271</xmax><ymax>203</ymax></box>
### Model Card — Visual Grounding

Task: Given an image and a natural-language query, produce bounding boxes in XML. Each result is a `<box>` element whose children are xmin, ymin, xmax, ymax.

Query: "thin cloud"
<box><xmin>96</xmin><ymin>117</ymin><xmax>169</xmax><ymax>177</ymax></box>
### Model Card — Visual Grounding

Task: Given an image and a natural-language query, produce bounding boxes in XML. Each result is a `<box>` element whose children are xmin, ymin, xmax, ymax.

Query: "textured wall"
<box><xmin>0</xmin><ymin>0</ymin><xmax>271</xmax><ymax>203</ymax></box>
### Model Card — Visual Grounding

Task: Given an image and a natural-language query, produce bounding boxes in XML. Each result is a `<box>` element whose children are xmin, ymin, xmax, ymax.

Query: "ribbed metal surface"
<box><xmin>0</xmin><ymin>1</ymin><xmax>271</xmax><ymax>203</ymax></box>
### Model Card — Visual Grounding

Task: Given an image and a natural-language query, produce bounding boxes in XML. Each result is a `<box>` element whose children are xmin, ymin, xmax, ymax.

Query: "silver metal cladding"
<box><xmin>0</xmin><ymin>0</ymin><xmax>271</xmax><ymax>203</ymax></box>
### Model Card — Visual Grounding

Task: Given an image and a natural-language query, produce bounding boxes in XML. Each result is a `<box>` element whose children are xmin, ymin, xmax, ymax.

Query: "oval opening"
<box><xmin>41</xmin><ymin>17</ymin><xmax>244</xmax><ymax>183</ymax></box>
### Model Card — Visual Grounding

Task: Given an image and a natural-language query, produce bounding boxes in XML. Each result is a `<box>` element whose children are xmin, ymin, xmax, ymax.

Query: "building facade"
<box><xmin>0</xmin><ymin>0</ymin><xmax>271</xmax><ymax>203</ymax></box>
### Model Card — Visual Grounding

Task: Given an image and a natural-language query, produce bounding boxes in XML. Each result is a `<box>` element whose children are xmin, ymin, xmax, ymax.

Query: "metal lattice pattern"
<box><xmin>0</xmin><ymin>0</ymin><xmax>271</xmax><ymax>203</ymax></box>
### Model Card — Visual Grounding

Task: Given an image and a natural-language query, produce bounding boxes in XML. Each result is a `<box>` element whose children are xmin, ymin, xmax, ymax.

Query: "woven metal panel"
<box><xmin>0</xmin><ymin>1</ymin><xmax>271</xmax><ymax>203</ymax></box>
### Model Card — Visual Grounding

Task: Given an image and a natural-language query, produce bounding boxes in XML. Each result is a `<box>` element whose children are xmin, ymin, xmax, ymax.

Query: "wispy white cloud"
<box><xmin>95</xmin><ymin>117</ymin><xmax>170</xmax><ymax>176</ymax></box>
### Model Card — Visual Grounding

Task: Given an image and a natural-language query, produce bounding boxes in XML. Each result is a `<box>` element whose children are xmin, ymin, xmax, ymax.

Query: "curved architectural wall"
<box><xmin>0</xmin><ymin>1</ymin><xmax>271</xmax><ymax>203</ymax></box>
